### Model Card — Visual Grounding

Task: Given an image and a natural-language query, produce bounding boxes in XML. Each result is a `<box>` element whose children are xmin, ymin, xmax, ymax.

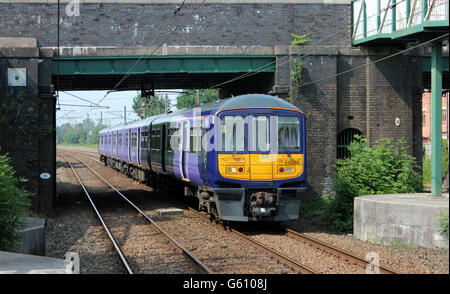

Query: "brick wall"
<box><xmin>0</xmin><ymin>46</ymin><xmax>55</xmax><ymax>215</ymax></box>
<box><xmin>0</xmin><ymin>3</ymin><xmax>351</xmax><ymax>47</ymax></box>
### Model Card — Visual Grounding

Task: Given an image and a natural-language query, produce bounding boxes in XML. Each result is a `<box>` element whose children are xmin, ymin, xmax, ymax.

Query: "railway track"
<box><xmin>282</xmin><ymin>228</ymin><xmax>399</xmax><ymax>274</ymax></box>
<box><xmin>184</xmin><ymin>207</ymin><xmax>319</xmax><ymax>274</ymax></box>
<box><xmin>59</xmin><ymin>147</ymin><xmax>400</xmax><ymax>274</ymax></box>
<box><xmin>59</xmin><ymin>148</ymin><xmax>318</xmax><ymax>274</ymax></box>
<box><xmin>59</xmin><ymin>152</ymin><xmax>214</xmax><ymax>274</ymax></box>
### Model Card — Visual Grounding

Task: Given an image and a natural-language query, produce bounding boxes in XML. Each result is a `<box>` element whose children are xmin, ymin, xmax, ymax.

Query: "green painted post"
<box><xmin>377</xmin><ymin>0</ymin><xmax>381</xmax><ymax>30</ymax></box>
<box><xmin>392</xmin><ymin>0</ymin><xmax>397</xmax><ymax>32</ymax></box>
<box><xmin>431</xmin><ymin>41</ymin><xmax>442</xmax><ymax>197</ymax></box>
<box><xmin>406</xmin><ymin>0</ymin><xmax>411</xmax><ymax>23</ymax></box>
<box><xmin>363</xmin><ymin>0</ymin><xmax>367</xmax><ymax>38</ymax></box>
<box><xmin>422</xmin><ymin>0</ymin><xmax>427</xmax><ymax>22</ymax></box>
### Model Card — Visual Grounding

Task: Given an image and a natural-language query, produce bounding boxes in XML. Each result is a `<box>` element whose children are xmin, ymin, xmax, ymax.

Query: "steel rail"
<box><xmin>59</xmin><ymin>154</ymin><xmax>134</xmax><ymax>274</ymax></box>
<box><xmin>283</xmin><ymin>228</ymin><xmax>400</xmax><ymax>274</ymax></box>
<box><xmin>184</xmin><ymin>207</ymin><xmax>319</xmax><ymax>274</ymax></box>
<box><xmin>77</xmin><ymin>151</ymin><xmax>399</xmax><ymax>274</ymax></box>
<box><xmin>60</xmin><ymin>152</ymin><xmax>215</xmax><ymax>274</ymax></box>
<box><xmin>64</xmin><ymin>149</ymin><xmax>318</xmax><ymax>274</ymax></box>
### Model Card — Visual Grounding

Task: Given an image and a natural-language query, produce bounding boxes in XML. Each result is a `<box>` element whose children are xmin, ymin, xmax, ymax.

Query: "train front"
<box><xmin>207</xmin><ymin>95</ymin><xmax>307</xmax><ymax>222</ymax></box>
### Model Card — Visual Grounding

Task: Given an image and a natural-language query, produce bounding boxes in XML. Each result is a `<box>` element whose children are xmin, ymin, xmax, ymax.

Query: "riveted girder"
<box><xmin>52</xmin><ymin>55</ymin><xmax>276</xmax><ymax>91</ymax></box>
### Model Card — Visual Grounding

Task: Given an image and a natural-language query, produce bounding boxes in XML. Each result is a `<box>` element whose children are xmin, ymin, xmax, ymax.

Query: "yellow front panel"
<box><xmin>218</xmin><ymin>153</ymin><xmax>304</xmax><ymax>181</ymax></box>
<box><xmin>250</xmin><ymin>154</ymin><xmax>273</xmax><ymax>181</ymax></box>
<box><xmin>218</xmin><ymin>154</ymin><xmax>250</xmax><ymax>180</ymax></box>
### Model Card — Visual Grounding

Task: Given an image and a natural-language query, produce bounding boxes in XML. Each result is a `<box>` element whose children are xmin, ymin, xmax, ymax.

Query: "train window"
<box><xmin>151</xmin><ymin>129</ymin><xmax>160</xmax><ymax>150</ymax></box>
<box><xmin>131</xmin><ymin>132</ymin><xmax>137</xmax><ymax>148</ymax></box>
<box><xmin>251</xmin><ymin>116</ymin><xmax>270</xmax><ymax>152</ymax></box>
<box><xmin>221</xmin><ymin>116</ymin><xmax>245</xmax><ymax>152</ymax></box>
<box><xmin>118</xmin><ymin>134</ymin><xmax>122</xmax><ymax>149</ymax></box>
<box><xmin>168</xmin><ymin>128</ymin><xmax>178</xmax><ymax>151</ymax></box>
<box><xmin>141</xmin><ymin>131</ymin><xmax>148</xmax><ymax>149</ymax></box>
<box><xmin>190</xmin><ymin>127</ymin><xmax>199</xmax><ymax>153</ymax></box>
<box><xmin>278</xmin><ymin>117</ymin><xmax>300</xmax><ymax>151</ymax></box>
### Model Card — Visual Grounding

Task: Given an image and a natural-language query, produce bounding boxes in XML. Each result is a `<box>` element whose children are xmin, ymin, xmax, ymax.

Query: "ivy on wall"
<box><xmin>290</xmin><ymin>33</ymin><xmax>310</xmax><ymax>87</ymax></box>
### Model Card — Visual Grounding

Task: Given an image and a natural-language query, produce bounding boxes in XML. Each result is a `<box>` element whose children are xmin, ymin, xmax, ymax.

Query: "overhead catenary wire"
<box><xmin>62</xmin><ymin>91</ymin><xmax>102</xmax><ymax>106</ymax></box>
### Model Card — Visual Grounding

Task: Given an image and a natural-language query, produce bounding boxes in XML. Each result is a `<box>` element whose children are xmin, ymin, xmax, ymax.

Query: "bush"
<box><xmin>325</xmin><ymin>137</ymin><xmax>423</xmax><ymax>232</ymax></box>
<box><xmin>300</xmin><ymin>196</ymin><xmax>331</xmax><ymax>219</ymax></box>
<box><xmin>0</xmin><ymin>153</ymin><xmax>32</xmax><ymax>251</ymax></box>
<box><xmin>438</xmin><ymin>213</ymin><xmax>449</xmax><ymax>244</ymax></box>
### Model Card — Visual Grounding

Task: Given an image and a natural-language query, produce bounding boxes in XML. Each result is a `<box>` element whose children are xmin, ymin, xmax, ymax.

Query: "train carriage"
<box><xmin>99</xmin><ymin>94</ymin><xmax>307</xmax><ymax>222</ymax></box>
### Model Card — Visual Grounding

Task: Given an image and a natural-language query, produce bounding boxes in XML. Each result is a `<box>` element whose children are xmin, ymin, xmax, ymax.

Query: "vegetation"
<box><xmin>176</xmin><ymin>89</ymin><xmax>219</xmax><ymax>109</ymax></box>
<box><xmin>0</xmin><ymin>152</ymin><xmax>32</xmax><ymax>251</ymax></box>
<box><xmin>132</xmin><ymin>93</ymin><xmax>168</xmax><ymax>119</ymax></box>
<box><xmin>290</xmin><ymin>33</ymin><xmax>310</xmax><ymax>46</ymax></box>
<box><xmin>300</xmin><ymin>196</ymin><xmax>331</xmax><ymax>219</ymax></box>
<box><xmin>290</xmin><ymin>33</ymin><xmax>310</xmax><ymax>87</ymax></box>
<box><xmin>437</xmin><ymin>213</ymin><xmax>449</xmax><ymax>244</ymax></box>
<box><xmin>324</xmin><ymin>136</ymin><xmax>423</xmax><ymax>232</ymax></box>
<box><xmin>422</xmin><ymin>139</ymin><xmax>449</xmax><ymax>185</ymax></box>
<box><xmin>57</xmin><ymin>118</ymin><xmax>105</xmax><ymax>147</ymax></box>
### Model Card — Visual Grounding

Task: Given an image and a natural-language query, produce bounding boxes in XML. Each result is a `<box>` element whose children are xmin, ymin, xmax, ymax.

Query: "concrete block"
<box><xmin>0</xmin><ymin>251</ymin><xmax>69</xmax><ymax>274</ymax></box>
<box><xmin>16</xmin><ymin>217</ymin><xmax>45</xmax><ymax>256</ymax></box>
<box><xmin>354</xmin><ymin>193</ymin><xmax>449</xmax><ymax>248</ymax></box>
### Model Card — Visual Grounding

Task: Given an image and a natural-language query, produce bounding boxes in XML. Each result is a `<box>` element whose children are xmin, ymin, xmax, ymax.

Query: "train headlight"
<box><xmin>285</xmin><ymin>167</ymin><xmax>291</xmax><ymax>173</ymax></box>
<box><xmin>227</xmin><ymin>166</ymin><xmax>244</xmax><ymax>174</ymax></box>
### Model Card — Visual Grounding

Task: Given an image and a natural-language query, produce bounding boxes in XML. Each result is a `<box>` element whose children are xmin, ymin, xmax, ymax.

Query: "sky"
<box><xmin>56</xmin><ymin>90</ymin><xmax>181</xmax><ymax>127</ymax></box>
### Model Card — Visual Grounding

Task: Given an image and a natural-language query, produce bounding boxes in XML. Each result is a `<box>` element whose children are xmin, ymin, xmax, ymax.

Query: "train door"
<box><xmin>126</xmin><ymin>130</ymin><xmax>130</xmax><ymax>162</ymax></box>
<box><xmin>137</xmin><ymin>129</ymin><xmax>140</xmax><ymax>165</ymax></box>
<box><xmin>249</xmin><ymin>111</ymin><xmax>273</xmax><ymax>182</ymax></box>
<box><xmin>199</xmin><ymin>117</ymin><xmax>210</xmax><ymax>185</ymax></box>
<box><xmin>140</xmin><ymin>127</ymin><xmax>149</xmax><ymax>167</ymax></box>
<box><xmin>161</xmin><ymin>124</ymin><xmax>166</xmax><ymax>173</ymax></box>
<box><xmin>130</xmin><ymin>130</ymin><xmax>137</xmax><ymax>164</ymax></box>
<box><xmin>165</xmin><ymin>124</ymin><xmax>175</xmax><ymax>174</ymax></box>
<box><xmin>181</xmin><ymin>121</ymin><xmax>189</xmax><ymax>179</ymax></box>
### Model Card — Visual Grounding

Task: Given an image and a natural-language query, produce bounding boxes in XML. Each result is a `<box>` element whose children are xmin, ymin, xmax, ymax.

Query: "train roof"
<box><xmin>99</xmin><ymin>94</ymin><xmax>302</xmax><ymax>133</ymax></box>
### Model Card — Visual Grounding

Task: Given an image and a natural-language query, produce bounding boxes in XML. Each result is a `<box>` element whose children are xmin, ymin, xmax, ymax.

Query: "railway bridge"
<box><xmin>0</xmin><ymin>0</ymin><xmax>446</xmax><ymax>215</ymax></box>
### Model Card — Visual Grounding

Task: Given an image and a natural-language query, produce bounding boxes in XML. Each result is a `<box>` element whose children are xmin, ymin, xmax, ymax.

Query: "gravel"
<box><xmin>51</xmin><ymin>147</ymin><xmax>449</xmax><ymax>274</ymax></box>
<box><xmin>51</xmin><ymin>149</ymin><xmax>298</xmax><ymax>274</ymax></box>
<box><xmin>284</xmin><ymin>217</ymin><xmax>449</xmax><ymax>274</ymax></box>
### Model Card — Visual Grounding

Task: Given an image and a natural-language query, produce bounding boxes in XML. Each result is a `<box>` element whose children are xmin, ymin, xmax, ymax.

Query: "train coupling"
<box><xmin>249</xmin><ymin>191</ymin><xmax>277</xmax><ymax>217</ymax></box>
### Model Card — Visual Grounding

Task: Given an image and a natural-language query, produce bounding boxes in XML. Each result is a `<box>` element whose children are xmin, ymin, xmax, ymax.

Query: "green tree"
<box><xmin>57</xmin><ymin>120</ymin><xmax>106</xmax><ymax>147</ymax></box>
<box><xmin>132</xmin><ymin>93</ymin><xmax>167</xmax><ymax>119</ymax></box>
<box><xmin>176</xmin><ymin>89</ymin><xmax>219</xmax><ymax>110</ymax></box>
<box><xmin>0</xmin><ymin>153</ymin><xmax>32</xmax><ymax>251</ymax></box>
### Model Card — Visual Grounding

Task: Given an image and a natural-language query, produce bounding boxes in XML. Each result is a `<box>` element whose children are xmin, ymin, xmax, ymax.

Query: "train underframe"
<box><xmin>100</xmin><ymin>155</ymin><xmax>304</xmax><ymax>222</ymax></box>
